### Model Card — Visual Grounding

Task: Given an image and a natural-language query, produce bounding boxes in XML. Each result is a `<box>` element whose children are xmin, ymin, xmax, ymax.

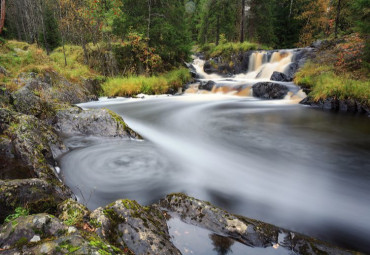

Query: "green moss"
<box><xmin>15</xmin><ymin>237</ymin><xmax>28</xmax><ymax>248</ymax></box>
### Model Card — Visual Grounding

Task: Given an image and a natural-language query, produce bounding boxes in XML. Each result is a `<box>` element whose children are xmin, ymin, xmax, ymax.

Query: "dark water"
<box><xmin>60</xmin><ymin>95</ymin><xmax>370</xmax><ymax>253</ymax></box>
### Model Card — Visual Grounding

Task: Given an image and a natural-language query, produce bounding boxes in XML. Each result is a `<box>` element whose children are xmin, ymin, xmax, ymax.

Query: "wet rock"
<box><xmin>0</xmin><ymin>108</ymin><xmax>67</xmax><ymax>177</ymax></box>
<box><xmin>284</xmin><ymin>62</ymin><xmax>299</xmax><ymax>81</ymax></box>
<box><xmin>252</xmin><ymin>82</ymin><xmax>289</xmax><ymax>99</ymax></box>
<box><xmin>54</xmin><ymin>106</ymin><xmax>141</xmax><ymax>138</ymax></box>
<box><xmin>203</xmin><ymin>61</ymin><xmax>218</xmax><ymax>74</ymax></box>
<box><xmin>300</xmin><ymin>97</ymin><xmax>370</xmax><ymax>115</ymax></box>
<box><xmin>0</xmin><ymin>214</ymin><xmax>121</xmax><ymax>255</ymax></box>
<box><xmin>160</xmin><ymin>193</ymin><xmax>354</xmax><ymax>255</ymax></box>
<box><xmin>0</xmin><ymin>179</ymin><xmax>71</xmax><ymax>223</ymax></box>
<box><xmin>199</xmin><ymin>80</ymin><xmax>216</xmax><ymax>91</ymax></box>
<box><xmin>270</xmin><ymin>71</ymin><xmax>291</xmax><ymax>82</ymax></box>
<box><xmin>91</xmin><ymin>199</ymin><xmax>181</xmax><ymax>255</ymax></box>
<box><xmin>160</xmin><ymin>193</ymin><xmax>273</xmax><ymax>247</ymax></box>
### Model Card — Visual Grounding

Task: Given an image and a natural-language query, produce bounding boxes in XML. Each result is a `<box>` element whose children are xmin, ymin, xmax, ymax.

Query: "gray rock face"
<box><xmin>252</xmin><ymin>82</ymin><xmax>289</xmax><ymax>99</ymax></box>
<box><xmin>91</xmin><ymin>199</ymin><xmax>181</xmax><ymax>255</ymax></box>
<box><xmin>0</xmin><ymin>179</ymin><xmax>71</xmax><ymax>223</ymax></box>
<box><xmin>54</xmin><ymin>107</ymin><xmax>141</xmax><ymax>138</ymax></box>
<box><xmin>0</xmin><ymin>214</ymin><xmax>120</xmax><ymax>255</ymax></box>
<box><xmin>160</xmin><ymin>193</ymin><xmax>354</xmax><ymax>255</ymax></box>
<box><xmin>270</xmin><ymin>71</ymin><xmax>291</xmax><ymax>82</ymax></box>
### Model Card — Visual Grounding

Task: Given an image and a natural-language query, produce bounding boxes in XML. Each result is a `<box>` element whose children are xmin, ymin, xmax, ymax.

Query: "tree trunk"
<box><xmin>240</xmin><ymin>0</ymin><xmax>245</xmax><ymax>42</ymax></box>
<box><xmin>334</xmin><ymin>0</ymin><xmax>342</xmax><ymax>38</ymax></box>
<box><xmin>0</xmin><ymin>0</ymin><xmax>5</xmax><ymax>34</ymax></box>
<box><xmin>289</xmin><ymin>0</ymin><xmax>293</xmax><ymax>19</ymax></box>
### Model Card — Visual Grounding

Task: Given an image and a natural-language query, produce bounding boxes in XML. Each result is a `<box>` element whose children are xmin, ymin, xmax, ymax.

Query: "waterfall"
<box><xmin>188</xmin><ymin>50</ymin><xmax>305</xmax><ymax>99</ymax></box>
<box><xmin>235</xmin><ymin>50</ymin><xmax>294</xmax><ymax>80</ymax></box>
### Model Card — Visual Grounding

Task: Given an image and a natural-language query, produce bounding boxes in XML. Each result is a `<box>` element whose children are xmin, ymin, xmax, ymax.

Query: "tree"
<box><xmin>113</xmin><ymin>0</ymin><xmax>191</xmax><ymax>67</ymax></box>
<box><xmin>247</xmin><ymin>0</ymin><xmax>276</xmax><ymax>46</ymax></box>
<box><xmin>0</xmin><ymin>0</ymin><xmax>5</xmax><ymax>34</ymax></box>
<box><xmin>296</xmin><ymin>0</ymin><xmax>330</xmax><ymax>46</ymax></box>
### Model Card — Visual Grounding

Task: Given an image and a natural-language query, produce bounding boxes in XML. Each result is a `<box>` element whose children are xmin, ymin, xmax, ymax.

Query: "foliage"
<box><xmin>113</xmin><ymin>32</ymin><xmax>162</xmax><ymax>75</ymax></box>
<box><xmin>201</xmin><ymin>40</ymin><xmax>268</xmax><ymax>59</ymax></box>
<box><xmin>102</xmin><ymin>68</ymin><xmax>191</xmax><ymax>97</ymax></box>
<box><xmin>5</xmin><ymin>207</ymin><xmax>29</xmax><ymax>223</ymax></box>
<box><xmin>334</xmin><ymin>33</ymin><xmax>366</xmax><ymax>71</ymax></box>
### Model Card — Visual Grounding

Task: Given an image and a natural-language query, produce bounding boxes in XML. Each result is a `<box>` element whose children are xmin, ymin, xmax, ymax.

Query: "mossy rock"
<box><xmin>0</xmin><ymin>214</ymin><xmax>123</xmax><ymax>254</ymax></box>
<box><xmin>90</xmin><ymin>199</ymin><xmax>181</xmax><ymax>255</ymax></box>
<box><xmin>0</xmin><ymin>179</ymin><xmax>71</xmax><ymax>224</ymax></box>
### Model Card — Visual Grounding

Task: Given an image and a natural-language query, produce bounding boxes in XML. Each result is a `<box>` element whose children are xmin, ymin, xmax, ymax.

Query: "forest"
<box><xmin>1</xmin><ymin>0</ymin><xmax>369</xmax><ymax>68</ymax></box>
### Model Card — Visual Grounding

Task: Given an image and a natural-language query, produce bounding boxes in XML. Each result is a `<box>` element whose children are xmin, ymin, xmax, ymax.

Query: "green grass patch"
<box><xmin>295</xmin><ymin>61</ymin><xmax>370</xmax><ymax>106</ymax></box>
<box><xmin>0</xmin><ymin>40</ymin><xmax>99</xmax><ymax>91</ymax></box>
<box><xmin>200</xmin><ymin>41</ymin><xmax>269</xmax><ymax>59</ymax></box>
<box><xmin>102</xmin><ymin>68</ymin><xmax>191</xmax><ymax>97</ymax></box>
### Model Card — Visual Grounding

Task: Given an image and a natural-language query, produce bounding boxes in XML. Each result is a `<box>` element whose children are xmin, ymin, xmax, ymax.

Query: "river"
<box><xmin>59</xmin><ymin>51</ymin><xmax>370</xmax><ymax>253</ymax></box>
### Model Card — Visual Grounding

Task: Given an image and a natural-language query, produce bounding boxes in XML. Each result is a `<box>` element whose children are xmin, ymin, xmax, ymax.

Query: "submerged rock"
<box><xmin>160</xmin><ymin>193</ymin><xmax>355</xmax><ymax>255</ymax></box>
<box><xmin>91</xmin><ymin>199</ymin><xmax>181</xmax><ymax>255</ymax></box>
<box><xmin>252</xmin><ymin>82</ymin><xmax>289</xmax><ymax>99</ymax></box>
<box><xmin>54</xmin><ymin>106</ymin><xmax>141</xmax><ymax>138</ymax></box>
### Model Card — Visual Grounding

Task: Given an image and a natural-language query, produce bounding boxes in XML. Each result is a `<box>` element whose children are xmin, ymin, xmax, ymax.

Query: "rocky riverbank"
<box><xmin>0</xmin><ymin>69</ymin><xmax>360</xmax><ymax>254</ymax></box>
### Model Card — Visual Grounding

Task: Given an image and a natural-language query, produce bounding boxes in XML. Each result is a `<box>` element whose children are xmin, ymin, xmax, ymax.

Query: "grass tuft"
<box><xmin>295</xmin><ymin>61</ymin><xmax>370</xmax><ymax>106</ymax></box>
<box><xmin>102</xmin><ymin>68</ymin><xmax>191</xmax><ymax>97</ymax></box>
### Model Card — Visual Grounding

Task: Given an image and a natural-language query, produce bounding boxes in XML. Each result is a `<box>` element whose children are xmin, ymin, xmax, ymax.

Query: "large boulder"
<box><xmin>199</xmin><ymin>80</ymin><xmax>216</xmax><ymax>91</ymax></box>
<box><xmin>90</xmin><ymin>199</ymin><xmax>181</xmax><ymax>255</ymax></box>
<box><xmin>160</xmin><ymin>193</ymin><xmax>354</xmax><ymax>255</ymax></box>
<box><xmin>0</xmin><ymin>179</ymin><xmax>71</xmax><ymax>223</ymax></box>
<box><xmin>0</xmin><ymin>108</ymin><xmax>67</xmax><ymax>178</ymax></box>
<box><xmin>0</xmin><ymin>214</ymin><xmax>121</xmax><ymax>255</ymax></box>
<box><xmin>252</xmin><ymin>82</ymin><xmax>289</xmax><ymax>99</ymax></box>
<box><xmin>54</xmin><ymin>106</ymin><xmax>141</xmax><ymax>139</ymax></box>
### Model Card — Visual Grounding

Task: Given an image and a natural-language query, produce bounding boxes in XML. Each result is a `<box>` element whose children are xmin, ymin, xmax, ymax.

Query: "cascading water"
<box><xmin>188</xmin><ymin>49</ymin><xmax>304</xmax><ymax>99</ymax></box>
